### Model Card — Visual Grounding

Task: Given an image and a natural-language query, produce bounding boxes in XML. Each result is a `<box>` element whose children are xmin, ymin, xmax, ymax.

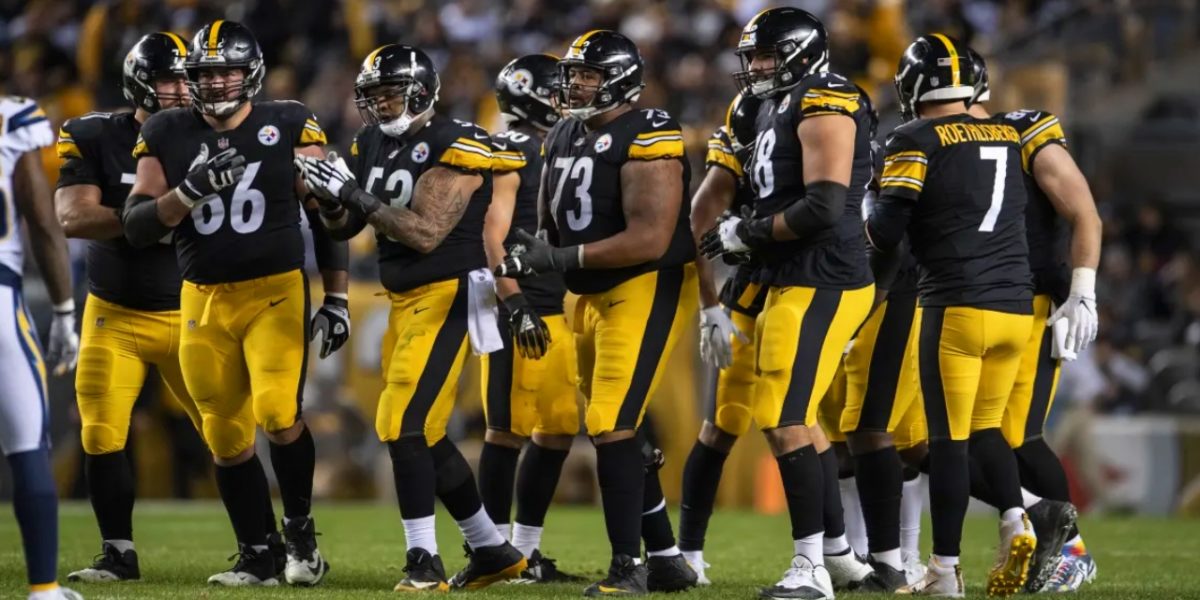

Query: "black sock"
<box><xmin>777</xmin><ymin>445</ymin><xmax>824</xmax><ymax>541</ymax></box>
<box><xmin>1015</xmin><ymin>438</ymin><xmax>1071</xmax><ymax>503</ymax></box>
<box><xmin>928</xmin><ymin>439</ymin><xmax>969</xmax><ymax>557</ymax></box>
<box><xmin>595</xmin><ymin>437</ymin><xmax>644</xmax><ymax>558</ymax></box>
<box><xmin>85</xmin><ymin>451</ymin><xmax>135</xmax><ymax>541</ymax></box>
<box><xmin>214</xmin><ymin>455</ymin><xmax>270</xmax><ymax>546</ymax></box>
<box><xmin>968</xmin><ymin>454</ymin><xmax>1002</xmax><ymax>509</ymax></box>
<box><xmin>818</xmin><ymin>448</ymin><xmax>846</xmax><ymax>539</ymax></box>
<box><xmin>264</xmin><ymin>495</ymin><xmax>279</xmax><ymax>536</ymax></box>
<box><xmin>641</xmin><ymin>469</ymin><xmax>676</xmax><ymax>553</ymax></box>
<box><xmin>431</xmin><ymin>437</ymin><xmax>484</xmax><ymax>521</ymax></box>
<box><xmin>854</xmin><ymin>446</ymin><xmax>903</xmax><ymax>553</ymax></box>
<box><xmin>388</xmin><ymin>436</ymin><xmax>436</xmax><ymax>520</ymax></box>
<box><xmin>268</xmin><ymin>425</ymin><xmax>316</xmax><ymax>520</ymax></box>
<box><xmin>514</xmin><ymin>443</ymin><xmax>569</xmax><ymax>527</ymax></box>
<box><xmin>969</xmin><ymin>428</ymin><xmax>1023</xmax><ymax>511</ymax></box>
<box><xmin>478</xmin><ymin>441</ymin><xmax>520</xmax><ymax>527</ymax></box>
<box><xmin>679</xmin><ymin>441</ymin><xmax>728</xmax><ymax>552</ymax></box>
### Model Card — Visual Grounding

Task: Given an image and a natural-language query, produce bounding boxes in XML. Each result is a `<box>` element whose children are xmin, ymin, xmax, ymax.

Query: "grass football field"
<box><xmin>2</xmin><ymin>502</ymin><xmax>1198</xmax><ymax>599</ymax></box>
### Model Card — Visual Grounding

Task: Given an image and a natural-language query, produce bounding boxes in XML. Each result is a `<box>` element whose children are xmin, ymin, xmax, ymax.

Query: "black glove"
<box><xmin>178</xmin><ymin>143</ymin><xmax>246</xmax><ymax>205</ymax></box>
<box><xmin>494</xmin><ymin>228</ymin><xmax>581</xmax><ymax>278</ymax></box>
<box><xmin>504</xmin><ymin>293</ymin><xmax>552</xmax><ymax>359</ymax></box>
<box><xmin>698</xmin><ymin>206</ymin><xmax>773</xmax><ymax>260</ymax></box>
<box><xmin>310</xmin><ymin>295</ymin><xmax>351</xmax><ymax>359</ymax></box>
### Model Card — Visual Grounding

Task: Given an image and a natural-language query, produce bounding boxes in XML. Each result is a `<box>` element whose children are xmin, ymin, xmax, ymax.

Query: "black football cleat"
<box><xmin>393</xmin><ymin>548</ymin><xmax>449</xmax><ymax>592</ymax></box>
<box><xmin>68</xmin><ymin>542</ymin><xmax>141</xmax><ymax>582</ymax></box>
<box><xmin>268</xmin><ymin>530</ymin><xmax>287</xmax><ymax>576</ymax></box>
<box><xmin>860</xmin><ymin>557</ymin><xmax>907</xmax><ymax>592</ymax></box>
<box><xmin>646</xmin><ymin>553</ymin><xmax>698</xmax><ymax>592</ymax></box>
<box><xmin>583</xmin><ymin>554</ymin><xmax>649</xmax><ymax>597</ymax></box>
<box><xmin>518</xmin><ymin>549</ymin><xmax>588</xmax><ymax>583</ymax></box>
<box><xmin>448</xmin><ymin>542</ymin><xmax>527</xmax><ymax>589</ymax></box>
<box><xmin>1025</xmin><ymin>500</ymin><xmax>1078</xmax><ymax>593</ymax></box>
<box><xmin>282</xmin><ymin>516</ymin><xmax>330</xmax><ymax>586</ymax></box>
<box><xmin>207</xmin><ymin>544</ymin><xmax>279</xmax><ymax>586</ymax></box>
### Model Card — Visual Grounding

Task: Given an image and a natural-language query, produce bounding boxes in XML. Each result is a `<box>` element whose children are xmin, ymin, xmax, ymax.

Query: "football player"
<box><xmin>59</xmin><ymin>32</ymin><xmax>282</xmax><ymax>583</ymax></box>
<box><xmin>966</xmin><ymin>48</ymin><xmax>1099</xmax><ymax>593</ymax></box>
<box><xmin>296</xmin><ymin>44</ymin><xmax>527</xmax><ymax>591</ymax></box>
<box><xmin>0</xmin><ymin>94</ymin><xmax>83</xmax><ymax>600</ymax></box>
<box><xmin>698</xmin><ymin>8</ymin><xmax>879</xmax><ymax>598</ymax></box>
<box><xmin>122</xmin><ymin>20</ymin><xmax>348</xmax><ymax>586</ymax></box>
<box><xmin>495</xmin><ymin>30</ymin><xmax>698</xmax><ymax>596</ymax></box>
<box><xmin>866</xmin><ymin>34</ymin><xmax>1040</xmax><ymax>597</ymax></box>
<box><xmin>479</xmin><ymin>53</ymin><xmax>582</xmax><ymax>583</ymax></box>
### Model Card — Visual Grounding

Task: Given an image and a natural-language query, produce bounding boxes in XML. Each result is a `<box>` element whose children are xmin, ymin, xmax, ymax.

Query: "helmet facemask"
<box><xmin>188</xmin><ymin>64</ymin><xmax>261</xmax><ymax>117</ymax></box>
<box><xmin>355</xmin><ymin>79</ymin><xmax>436</xmax><ymax>138</ymax></box>
<box><xmin>555</xmin><ymin>61</ymin><xmax>639</xmax><ymax>122</ymax></box>
<box><xmin>733</xmin><ymin>33</ymin><xmax>827</xmax><ymax>99</ymax></box>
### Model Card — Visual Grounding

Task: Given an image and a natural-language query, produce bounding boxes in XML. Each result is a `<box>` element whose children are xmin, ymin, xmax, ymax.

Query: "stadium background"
<box><xmin>2</xmin><ymin>0</ymin><xmax>1200</xmax><ymax>521</ymax></box>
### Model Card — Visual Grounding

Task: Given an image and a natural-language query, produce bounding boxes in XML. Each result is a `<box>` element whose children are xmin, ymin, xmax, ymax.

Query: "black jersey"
<box><xmin>877</xmin><ymin>113</ymin><xmax>1033</xmax><ymax>312</ymax></box>
<box><xmin>492</xmin><ymin>127</ymin><xmax>565</xmax><ymax>315</ymax></box>
<box><xmin>542</xmin><ymin>108</ymin><xmax>694</xmax><ymax>295</ymax></box>
<box><xmin>133</xmin><ymin>101</ymin><xmax>327</xmax><ymax>284</ymax></box>
<box><xmin>997</xmin><ymin>109</ymin><xmax>1071</xmax><ymax>303</ymax></box>
<box><xmin>57</xmin><ymin>111</ymin><xmax>181</xmax><ymax>310</ymax></box>
<box><xmin>350</xmin><ymin>114</ymin><xmax>493</xmax><ymax>294</ymax></box>
<box><xmin>747</xmin><ymin>71</ymin><xmax>876</xmax><ymax>289</ymax></box>
<box><xmin>705</xmin><ymin>125</ymin><xmax>764</xmax><ymax>316</ymax></box>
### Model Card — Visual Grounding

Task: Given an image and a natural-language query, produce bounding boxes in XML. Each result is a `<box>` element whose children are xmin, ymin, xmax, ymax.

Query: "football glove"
<box><xmin>177</xmin><ymin>143</ymin><xmax>246</xmax><ymax>207</ymax></box>
<box><xmin>310</xmin><ymin>295</ymin><xmax>351</xmax><ymax>359</ymax></box>
<box><xmin>504</xmin><ymin>293</ymin><xmax>552</xmax><ymax>360</ymax></box>
<box><xmin>296</xmin><ymin>153</ymin><xmax>381</xmax><ymax>215</ymax></box>
<box><xmin>1047</xmin><ymin>267</ymin><xmax>1098</xmax><ymax>356</ymax></box>
<box><xmin>494</xmin><ymin>228</ymin><xmax>581</xmax><ymax>278</ymax></box>
<box><xmin>698</xmin><ymin>206</ymin><xmax>772</xmax><ymax>260</ymax></box>
<box><xmin>699</xmin><ymin>305</ymin><xmax>747</xmax><ymax>370</ymax></box>
<box><xmin>47</xmin><ymin>301</ymin><xmax>79</xmax><ymax>376</ymax></box>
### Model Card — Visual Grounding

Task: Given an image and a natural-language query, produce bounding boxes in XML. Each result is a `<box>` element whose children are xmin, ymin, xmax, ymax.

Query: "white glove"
<box><xmin>1047</xmin><ymin>267</ymin><xmax>1098</xmax><ymax>356</ymax></box>
<box><xmin>295</xmin><ymin>153</ymin><xmax>355</xmax><ymax>201</ymax></box>
<box><xmin>1048</xmin><ymin>304</ymin><xmax>1077</xmax><ymax>361</ymax></box>
<box><xmin>699</xmin><ymin>305</ymin><xmax>747</xmax><ymax>370</ymax></box>
<box><xmin>47</xmin><ymin>301</ymin><xmax>79</xmax><ymax>376</ymax></box>
<box><xmin>716</xmin><ymin>216</ymin><xmax>751</xmax><ymax>254</ymax></box>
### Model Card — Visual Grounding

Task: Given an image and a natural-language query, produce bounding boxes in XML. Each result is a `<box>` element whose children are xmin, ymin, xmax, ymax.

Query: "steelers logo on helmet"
<box><xmin>495</xmin><ymin>54</ymin><xmax>561</xmax><ymax>131</ymax></box>
<box><xmin>412</xmin><ymin>141</ymin><xmax>430</xmax><ymax>163</ymax></box>
<box><xmin>506</xmin><ymin>69</ymin><xmax>533</xmax><ymax>96</ymax></box>
<box><xmin>258</xmin><ymin>124</ymin><xmax>280</xmax><ymax>146</ymax></box>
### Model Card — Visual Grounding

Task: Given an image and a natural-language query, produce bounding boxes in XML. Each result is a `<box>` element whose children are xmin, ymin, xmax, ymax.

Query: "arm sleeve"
<box><xmin>306</xmin><ymin>207</ymin><xmax>350</xmax><ymax>270</ymax></box>
<box><xmin>121</xmin><ymin>193</ymin><xmax>173</xmax><ymax>248</ymax></box>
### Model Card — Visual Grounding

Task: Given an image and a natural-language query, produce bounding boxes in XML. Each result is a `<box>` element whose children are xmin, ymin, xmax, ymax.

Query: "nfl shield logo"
<box><xmin>217</xmin><ymin>137</ymin><xmax>229</xmax><ymax>150</ymax></box>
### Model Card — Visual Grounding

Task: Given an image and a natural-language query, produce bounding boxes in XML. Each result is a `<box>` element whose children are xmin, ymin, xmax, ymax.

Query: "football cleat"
<box><xmin>825</xmin><ymin>549</ymin><xmax>874</xmax><ymax>590</ymax></box>
<box><xmin>682</xmin><ymin>551</ymin><xmax>711</xmax><ymax>586</ymax></box>
<box><xmin>583</xmin><ymin>554</ymin><xmax>649</xmax><ymax>597</ymax></box>
<box><xmin>759</xmin><ymin>555</ymin><xmax>834</xmax><ymax>600</ymax></box>
<box><xmin>646</xmin><ymin>553</ymin><xmax>698</xmax><ymax>592</ymax></box>
<box><xmin>898</xmin><ymin>557</ymin><xmax>964</xmax><ymax>597</ymax></box>
<box><xmin>987</xmin><ymin>514</ymin><xmax>1037</xmax><ymax>597</ymax></box>
<box><xmin>862</xmin><ymin>557</ymin><xmax>908</xmax><ymax>592</ymax></box>
<box><xmin>1023</xmin><ymin>501</ymin><xmax>1077</xmax><ymax>593</ymax></box>
<box><xmin>68</xmin><ymin>542</ymin><xmax>140</xmax><ymax>582</ymax></box>
<box><xmin>394</xmin><ymin>548</ymin><xmax>449</xmax><ymax>592</ymax></box>
<box><xmin>1039</xmin><ymin>540</ymin><xmax>1097</xmax><ymax>593</ymax></box>
<box><xmin>30</xmin><ymin>586</ymin><xmax>85</xmax><ymax>600</ymax></box>
<box><xmin>448</xmin><ymin>542</ymin><xmax>527</xmax><ymax>590</ymax></box>
<box><xmin>902</xmin><ymin>550</ymin><xmax>928</xmax><ymax>587</ymax></box>
<box><xmin>282</xmin><ymin>516</ymin><xmax>329</xmax><ymax>586</ymax></box>
<box><xmin>207</xmin><ymin>544</ymin><xmax>279</xmax><ymax>586</ymax></box>
<box><xmin>515</xmin><ymin>549</ymin><xmax>587</xmax><ymax>583</ymax></box>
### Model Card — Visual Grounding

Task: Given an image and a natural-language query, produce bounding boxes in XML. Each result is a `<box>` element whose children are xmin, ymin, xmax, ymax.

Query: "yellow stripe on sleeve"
<box><xmin>1019</xmin><ymin>115</ymin><xmax>1066</xmax><ymax>172</ymax></box>
<box><xmin>881</xmin><ymin>150</ymin><xmax>928</xmax><ymax>193</ymax></box>
<box><xmin>629</xmin><ymin>136</ymin><xmax>684</xmax><ymax>161</ymax></box>
<box><xmin>56</xmin><ymin>139</ymin><xmax>81</xmax><ymax>159</ymax></box>
<box><xmin>132</xmin><ymin>135</ymin><xmax>149</xmax><ymax>159</ymax></box>
<box><xmin>350</xmin><ymin>140</ymin><xmax>359</xmax><ymax>157</ymax></box>
<box><xmin>491</xmin><ymin>150</ymin><xmax>527</xmax><ymax>173</ymax></box>
<box><xmin>440</xmin><ymin>140</ymin><xmax>494</xmax><ymax>171</ymax></box>
<box><xmin>705</xmin><ymin>145</ymin><xmax>743</xmax><ymax>178</ymax></box>
<box><xmin>298</xmin><ymin>127</ymin><xmax>327</xmax><ymax>146</ymax></box>
<box><xmin>801</xmin><ymin>92</ymin><xmax>860</xmax><ymax>116</ymax></box>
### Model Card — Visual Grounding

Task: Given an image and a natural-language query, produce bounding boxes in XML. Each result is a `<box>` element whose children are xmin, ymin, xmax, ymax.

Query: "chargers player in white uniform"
<box><xmin>0</xmin><ymin>96</ymin><xmax>82</xmax><ymax>600</ymax></box>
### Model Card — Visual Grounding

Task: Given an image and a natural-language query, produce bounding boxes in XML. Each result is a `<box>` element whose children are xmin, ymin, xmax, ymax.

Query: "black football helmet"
<box><xmin>495</xmin><ymin>54</ymin><xmax>560</xmax><ymax>132</ymax></box>
<box><xmin>122</xmin><ymin>32</ymin><xmax>189</xmax><ymax>113</ymax></box>
<box><xmin>354</xmin><ymin>44</ymin><xmax>440</xmax><ymax>137</ymax></box>
<box><xmin>185</xmin><ymin>20</ymin><xmax>265</xmax><ymax>117</ymax></box>
<box><xmin>724</xmin><ymin>92</ymin><xmax>762</xmax><ymax>156</ymax></box>
<box><xmin>734</xmin><ymin>7</ymin><xmax>829</xmax><ymax>99</ymax></box>
<box><xmin>894</xmin><ymin>34</ymin><xmax>978</xmax><ymax>121</ymax></box>
<box><xmin>557</xmin><ymin>30</ymin><xmax>645</xmax><ymax>121</ymax></box>
<box><xmin>967</xmin><ymin>46</ymin><xmax>990</xmax><ymax>105</ymax></box>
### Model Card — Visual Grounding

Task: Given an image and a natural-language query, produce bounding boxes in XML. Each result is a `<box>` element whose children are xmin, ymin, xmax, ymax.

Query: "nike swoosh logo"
<box><xmin>414</xmin><ymin>307</ymin><xmax>430</xmax><ymax>314</ymax></box>
<box><xmin>598</xmin><ymin>585</ymin><xmax>626</xmax><ymax>593</ymax></box>
<box><xmin>608</xmin><ymin>300</ymin><xmax>626</xmax><ymax>307</ymax></box>
<box><xmin>474</xmin><ymin>132</ymin><xmax>489</xmax><ymax>140</ymax></box>
<box><xmin>652</xmin><ymin>120</ymin><xmax>669</xmax><ymax>127</ymax></box>
<box><xmin>269</xmin><ymin>298</ymin><xmax>287</xmax><ymax>307</ymax></box>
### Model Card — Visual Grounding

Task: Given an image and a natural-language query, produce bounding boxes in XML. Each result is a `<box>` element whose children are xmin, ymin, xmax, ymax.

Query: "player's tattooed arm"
<box><xmin>579</xmin><ymin>158</ymin><xmax>683</xmax><ymax>268</ymax></box>
<box><xmin>690</xmin><ymin>167</ymin><xmax>738</xmax><ymax>307</ymax></box>
<box><xmin>366</xmin><ymin>166</ymin><xmax>481</xmax><ymax>254</ymax></box>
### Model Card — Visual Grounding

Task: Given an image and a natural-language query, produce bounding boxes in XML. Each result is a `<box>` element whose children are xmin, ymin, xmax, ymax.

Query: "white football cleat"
<box><xmin>902</xmin><ymin>550</ymin><xmax>928</xmax><ymax>587</ymax></box>
<box><xmin>282</xmin><ymin>516</ymin><xmax>330</xmax><ymax>586</ymax></box>
<box><xmin>898</xmin><ymin>557</ymin><xmax>964</xmax><ymax>597</ymax></box>
<box><xmin>759</xmin><ymin>555</ymin><xmax>834</xmax><ymax>600</ymax></box>
<box><xmin>682</xmin><ymin>551</ymin><xmax>712</xmax><ymax>586</ymax></box>
<box><xmin>29</xmin><ymin>586</ymin><xmax>85</xmax><ymax>600</ymax></box>
<box><xmin>825</xmin><ymin>550</ymin><xmax>874</xmax><ymax>590</ymax></box>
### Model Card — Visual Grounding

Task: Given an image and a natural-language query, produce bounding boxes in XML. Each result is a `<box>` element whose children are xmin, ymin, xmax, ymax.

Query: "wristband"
<box><xmin>53</xmin><ymin>299</ymin><xmax>75</xmax><ymax>315</ymax></box>
<box><xmin>324</xmin><ymin>293</ymin><xmax>349</xmax><ymax>308</ymax></box>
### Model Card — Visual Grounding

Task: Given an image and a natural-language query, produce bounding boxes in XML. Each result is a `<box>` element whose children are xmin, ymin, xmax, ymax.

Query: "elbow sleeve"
<box><xmin>307</xmin><ymin>209</ymin><xmax>350</xmax><ymax>271</ymax></box>
<box><xmin>782</xmin><ymin>180</ymin><xmax>847</xmax><ymax>239</ymax></box>
<box><xmin>121</xmin><ymin>193</ymin><xmax>173</xmax><ymax>248</ymax></box>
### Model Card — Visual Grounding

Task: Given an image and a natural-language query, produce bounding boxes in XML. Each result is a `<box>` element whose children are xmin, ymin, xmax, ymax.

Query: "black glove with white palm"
<box><xmin>504</xmin><ymin>293</ymin><xmax>552</xmax><ymax>359</ymax></box>
<box><xmin>698</xmin><ymin>205</ymin><xmax>773</xmax><ymax>260</ymax></box>
<box><xmin>494</xmin><ymin>228</ymin><xmax>581</xmax><ymax>279</ymax></box>
<box><xmin>310</xmin><ymin>295</ymin><xmax>351</xmax><ymax>359</ymax></box>
<box><xmin>176</xmin><ymin>143</ymin><xmax>246</xmax><ymax>207</ymax></box>
<box><xmin>1047</xmin><ymin>267</ymin><xmax>1098</xmax><ymax>356</ymax></box>
<box><xmin>295</xmin><ymin>152</ymin><xmax>381</xmax><ymax>216</ymax></box>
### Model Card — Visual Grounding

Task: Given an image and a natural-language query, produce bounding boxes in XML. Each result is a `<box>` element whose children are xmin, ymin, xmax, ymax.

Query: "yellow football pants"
<box><xmin>1002</xmin><ymin>294</ymin><xmax>1061</xmax><ymax>448</ymax></box>
<box><xmin>481</xmin><ymin>314</ymin><xmax>580</xmax><ymax>437</ymax></box>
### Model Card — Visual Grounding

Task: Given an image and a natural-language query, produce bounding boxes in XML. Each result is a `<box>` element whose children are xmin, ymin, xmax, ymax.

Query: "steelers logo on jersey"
<box><xmin>412</xmin><ymin>141</ymin><xmax>430</xmax><ymax>163</ymax></box>
<box><xmin>777</xmin><ymin>94</ymin><xmax>791</xmax><ymax>114</ymax></box>
<box><xmin>258</xmin><ymin>124</ymin><xmax>280</xmax><ymax>146</ymax></box>
<box><xmin>594</xmin><ymin>133</ymin><xmax>612</xmax><ymax>153</ymax></box>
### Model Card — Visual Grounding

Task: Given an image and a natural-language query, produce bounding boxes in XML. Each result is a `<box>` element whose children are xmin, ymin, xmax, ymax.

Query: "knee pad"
<box><xmin>74</xmin><ymin>346</ymin><xmax>114</xmax><ymax>396</ymax></box>
<box><xmin>429</xmin><ymin>438</ymin><xmax>471</xmax><ymax>494</ymax></box>
<box><xmin>252</xmin><ymin>387</ymin><xmax>298</xmax><ymax>433</ymax></box>
<box><xmin>80</xmin><ymin>424</ymin><xmax>125</xmax><ymax>455</ymax></box>
<box><xmin>202</xmin><ymin>413</ymin><xmax>255</xmax><ymax>459</ymax></box>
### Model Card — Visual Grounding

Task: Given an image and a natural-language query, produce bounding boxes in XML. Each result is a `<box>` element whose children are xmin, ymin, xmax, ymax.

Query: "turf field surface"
<box><xmin>2</xmin><ymin>503</ymin><xmax>1198</xmax><ymax>599</ymax></box>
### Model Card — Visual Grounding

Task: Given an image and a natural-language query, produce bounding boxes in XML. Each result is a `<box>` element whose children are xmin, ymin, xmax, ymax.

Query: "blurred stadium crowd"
<box><xmin>2</xmin><ymin>0</ymin><xmax>1199</xmax><ymax>511</ymax></box>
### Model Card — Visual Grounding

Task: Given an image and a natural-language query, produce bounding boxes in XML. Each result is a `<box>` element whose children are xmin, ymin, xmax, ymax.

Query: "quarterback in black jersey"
<box><xmin>493</xmin><ymin>30</ymin><xmax>698</xmax><ymax>597</ymax></box>
<box><xmin>866</xmin><ymin>34</ymin><xmax>1037</xmax><ymax>597</ymax></box>
<box><xmin>697</xmin><ymin>8</ymin><xmax>879</xmax><ymax>598</ymax></box>
<box><xmin>966</xmin><ymin>49</ymin><xmax>1099</xmax><ymax>594</ymax></box>
<box><xmin>296</xmin><ymin>43</ymin><xmax>527</xmax><ymax>592</ymax></box>
<box><xmin>123</xmin><ymin>20</ymin><xmax>346</xmax><ymax>587</ymax></box>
